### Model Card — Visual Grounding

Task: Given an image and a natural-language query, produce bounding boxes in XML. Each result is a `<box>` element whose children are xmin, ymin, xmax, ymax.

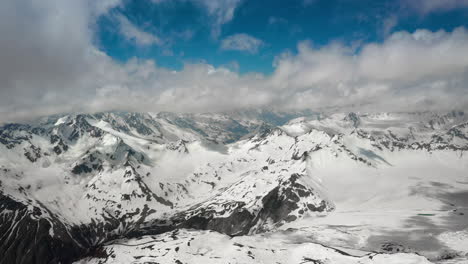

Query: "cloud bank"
<box><xmin>0</xmin><ymin>0</ymin><xmax>467</xmax><ymax>123</ymax></box>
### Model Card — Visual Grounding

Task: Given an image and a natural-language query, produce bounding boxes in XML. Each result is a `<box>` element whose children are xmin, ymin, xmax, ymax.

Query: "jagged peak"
<box><xmin>166</xmin><ymin>139</ymin><xmax>189</xmax><ymax>153</ymax></box>
<box><xmin>246</xmin><ymin>125</ymin><xmax>287</xmax><ymax>144</ymax></box>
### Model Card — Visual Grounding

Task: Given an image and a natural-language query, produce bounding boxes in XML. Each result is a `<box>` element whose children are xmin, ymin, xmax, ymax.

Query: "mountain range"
<box><xmin>1</xmin><ymin>110</ymin><xmax>467</xmax><ymax>264</ymax></box>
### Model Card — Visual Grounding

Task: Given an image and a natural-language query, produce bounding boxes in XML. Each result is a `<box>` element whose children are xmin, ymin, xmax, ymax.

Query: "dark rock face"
<box><xmin>169</xmin><ymin>173</ymin><xmax>332</xmax><ymax>236</ymax></box>
<box><xmin>253</xmin><ymin>173</ymin><xmax>332</xmax><ymax>233</ymax></box>
<box><xmin>23</xmin><ymin>145</ymin><xmax>42</xmax><ymax>163</ymax></box>
<box><xmin>344</xmin><ymin>112</ymin><xmax>361</xmax><ymax>128</ymax></box>
<box><xmin>71</xmin><ymin>153</ymin><xmax>104</xmax><ymax>175</ymax></box>
<box><xmin>72</xmin><ymin>163</ymin><xmax>93</xmax><ymax>174</ymax></box>
<box><xmin>259</xmin><ymin>186</ymin><xmax>297</xmax><ymax>223</ymax></box>
<box><xmin>179</xmin><ymin>205</ymin><xmax>255</xmax><ymax>236</ymax></box>
<box><xmin>64</xmin><ymin>115</ymin><xmax>103</xmax><ymax>142</ymax></box>
<box><xmin>0</xmin><ymin>193</ymin><xmax>87</xmax><ymax>264</ymax></box>
<box><xmin>166</xmin><ymin>140</ymin><xmax>189</xmax><ymax>153</ymax></box>
<box><xmin>51</xmin><ymin>135</ymin><xmax>68</xmax><ymax>155</ymax></box>
<box><xmin>0</xmin><ymin>124</ymin><xmax>33</xmax><ymax>149</ymax></box>
<box><xmin>0</xmin><ymin>190</ymin><xmax>134</xmax><ymax>264</ymax></box>
<box><xmin>292</xmin><ymin>150</ymin><xmax>308</xmax><ymax>161</ymax></box>
<box><xmin>380</xmin><ymin>242</ymin><xmax>412</xmax><ymax>254</ymax></box>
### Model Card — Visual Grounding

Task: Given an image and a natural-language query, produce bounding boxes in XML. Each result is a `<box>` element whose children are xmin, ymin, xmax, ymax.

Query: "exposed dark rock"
<box><xmin>344</xmin><ymin>112</ymin><xmax>361</xmax><ymax>128</ymax></box>
<box><xmin>167</xmin><ymin>173</ymin><xmax>332</xmax><ymax>236</ymax></box>
<box><xmin>23</xmin><ymin>145</ymin><xmax>41</xmax><ymax>162</ymax></box>
<box><xmin>178</xmin><ymin>204</ymin><xmax>255</xmax><ymax>236</ymax></box>
<box><xmin>292</xmin><ymin>151</ymin><xmax>308</xmax><ymax>161</ymax></box>
<box><xmin>301</xmin><ymin>257</ymin><xmax>325</xmax><ymax>264</ymax></box>
<box><xmin>72</xmin><ymin>164</ymin><xmax>93</xmax><ymax>174</ymax></box>
<box><xmin>0</xmin><ymin>193</ymin><xmax>87</xmax><ymax>264</ymax></box>
<box><xmin>166</xmin><ymin>140</ymin><xmax>189</xmax><ymax>153</ymax></box>
<box><xmin>380</xmin><ymin>242</ymin><xmax>411</xmax><ymax>253</ymax></box>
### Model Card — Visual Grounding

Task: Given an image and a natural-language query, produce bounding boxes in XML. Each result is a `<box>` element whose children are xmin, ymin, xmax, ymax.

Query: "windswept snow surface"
<box><xmin>1</xmin><ymin>110</ymin><xmax>468</xmax><ymax>263</ymax></box>
<box><xmin>76</xmin><ymin>229</ymin><xmax>431</xmax><ymax>264</ymax></box>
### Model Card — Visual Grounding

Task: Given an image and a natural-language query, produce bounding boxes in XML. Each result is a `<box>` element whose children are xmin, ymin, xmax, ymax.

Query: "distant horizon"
<box><xmin>2</xmin><ymin>108</ymin><xmax>467</xmax><ymax>126</ymax></box>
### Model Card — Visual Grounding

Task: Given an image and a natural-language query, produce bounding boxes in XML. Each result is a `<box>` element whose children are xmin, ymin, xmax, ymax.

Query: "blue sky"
<box><xmin>1</xmin><ymin>0</ymin><xmax>468</xmax><ymax>122</ymax></box>
<box><xmin>96</xmin><ymin>0</ymin><xmax>468</xmax><ymax>74</ymax></box>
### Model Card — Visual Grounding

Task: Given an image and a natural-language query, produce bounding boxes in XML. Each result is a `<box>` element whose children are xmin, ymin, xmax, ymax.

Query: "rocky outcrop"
<box><xmin>0</xmin><ymin>193</ymin><xmax>87</xmax><ymax>264</ymax></box>
<box><xmin>170</xmin><ymin>173</ymin><xmax>333</xmax><ymax>236</ymax></box>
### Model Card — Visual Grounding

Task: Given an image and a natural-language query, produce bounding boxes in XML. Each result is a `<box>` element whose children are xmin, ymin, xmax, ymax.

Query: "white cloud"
<box><xmin>221</xmin><ymin>33</ymin><xmax>264</xmax><ymax>54</ymax></box>
<box><xmin>383</xmin><ymin>1</ymin><xmax>467</xmax><ymax>39</ymax></box>
<box><xmin>90</xmin><ymin>0</ymin><xmax>122</xmax><ymax>16</ymax></box>
<box><xmin>382</xmin><ymin>15</ymin><xmax>398</xmax><ymax>36</ymax></box>
<box><xmin>195</xmin><ymin>0</ymin><xmax>243</xmax><ymax>38</ymax></box>
<box><xmin>117</xmin><ymin>14</ymin><xmax>161</xmax><ymax>46</ymax></box>
<box><xmin>151</xmin><ymin>0</ymin><xmax>243</xmax><ymax>38</ymax></box>
<box><xmin>270</xmin><ymin>27</ymin><xmax>468</xmax><ymax>111</ymax></box>
<box><xmin>0</xmin><ymin>0</ymin><xmax>93</xmax><ymax>107</ymax></box>
<box><xmin>358</xmin><ymin>28</ymin><xmax>468</xmax><ymax>81</ymax></box>
<box><xmin>1</xmin><ymin>0</ymin><xmax>468</xmax><ymax>123</ymax></box>
<box><xmin>401</xmin><ymin>0</ymin><xmax>468</xmax><ymax>14</ymax></box>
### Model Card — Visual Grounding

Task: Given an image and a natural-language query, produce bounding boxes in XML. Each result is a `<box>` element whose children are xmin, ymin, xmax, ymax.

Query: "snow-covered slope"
<box><xmin>75</xmin><ymin>229</ymin><xmax>431</xmax><ymax>264</ymax></box>
<box><xmin>1</xmin><ymin>110</ymin><xmax>467</xmax><ymax>264</ymax></box>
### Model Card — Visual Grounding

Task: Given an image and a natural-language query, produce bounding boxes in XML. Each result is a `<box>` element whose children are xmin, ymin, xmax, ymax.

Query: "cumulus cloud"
<box><xmin>270</xmin><ymin>28</ymin><xmax>468</xmax><ymax>111</ymax></box>
<box><xmin>221</xmin><ymin>33</ymin><xmax>264</xmax><ymax>54</ymax></box>
<box><xmin>116</xmin><ymin>14</ymin><xmax>161</xmax><ymax>46</ymax></box>
<box><xmin>0</xmin><ymin>0</ymin><xmax>468</xmax><ymax>123</ymax></box>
